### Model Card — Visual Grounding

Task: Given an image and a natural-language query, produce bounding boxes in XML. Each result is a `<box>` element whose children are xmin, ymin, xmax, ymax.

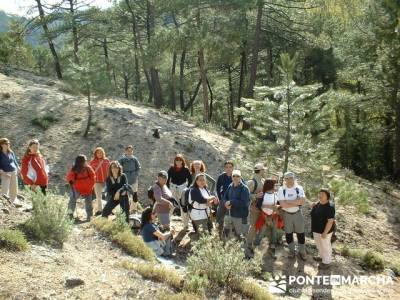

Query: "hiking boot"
<box><xmin>68</xmin><ymin>213</ymin><xmax>74</xmax><ymax>221</ymax></box>
<box><xmin>288</xmin><ymin>251</ymin><xmax>296</xmax><ymax>259</ymax></box>
<box><xmin>313</xmin><ymin>256</ymin><xmax>322</xmax><ymax>262</ymax></box>
<box><xmin>269</xmin><ymin>247</ymin><xmax>277</xmax><ymax>259</ymax></box>
<box><xmin>298</xmin><ymin>251</ymin><xmax>307</xmax><ymax>261</ymax></box>
<box><xmin>95</xmin><ymin>211</ymin><xmax>102</xmax><ymax>216</ymax></box>
<box><xmin>245</xmin><ymin>247</ymin><xmax>255</xmax><ymax>259</ymax></box>
<box><xmin>318</xmin><ymin>262</ymin><xmax>331</xmax><ymax>270</ymax></box>
<box><xmin>13</xmin><ymin>198</ymin><xmax>23</xmax><ymax>208</ymax></box>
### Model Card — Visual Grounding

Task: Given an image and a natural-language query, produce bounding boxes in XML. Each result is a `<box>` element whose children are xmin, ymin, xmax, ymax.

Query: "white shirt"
<box><xmin>262</xmin><ymin>192</ymin><xmax>276</xmax><ymax>215</ymax></box>
<box><xmin>189</xmin><ymin>188</ymin><xmax>210</xmax><ymax>221</ymax></box>
<box><xmin>277</xmin><ymin>185</ymin><xmax>305</xmax><ymax>213</ymax></box>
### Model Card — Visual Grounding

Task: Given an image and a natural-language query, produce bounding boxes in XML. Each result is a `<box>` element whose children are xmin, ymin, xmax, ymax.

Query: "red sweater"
<box><xmin>89</xmin><ymin>158</ymin><xmax>110</xmax><ymax>183</ymax></box>
<box><xmin>66</xmin><ymin>166</ymin><xmax>96</xmax><ymax>196</ymax></box>
<box><xmin>21</xmin><ymin>153</ymin><xmax>49</xmax><ymax>186</ymax></box>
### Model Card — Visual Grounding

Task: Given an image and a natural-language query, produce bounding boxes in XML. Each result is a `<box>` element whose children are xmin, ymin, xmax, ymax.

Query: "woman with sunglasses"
<box><xmin>167</xmin><ymin>154</ymin><xmax>192</xmax><ymax>229</ymax></box>
<box><xmin>21</xmin><ymin>139</ymin><xmax>49</xmax><ymax>195</ymax></box>
<box><xmin>0</xmin><ymin>138</ymin><xmax>20</xmax><ymax>206</ymax></box>
<box><xmin>141</xmin><ymin>206</ymin><xmax>174</xmax><ymax>257</ymax></box>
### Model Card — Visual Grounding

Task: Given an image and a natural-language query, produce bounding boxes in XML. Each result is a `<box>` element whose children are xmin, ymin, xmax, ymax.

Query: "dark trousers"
<box><xmin>102</xmin><ymin>196</ymin><xmax>130</xmax><ymax>222</ymax></box>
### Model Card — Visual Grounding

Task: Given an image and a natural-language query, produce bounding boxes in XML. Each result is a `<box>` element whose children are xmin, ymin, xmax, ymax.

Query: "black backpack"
<box><xmin>148</xmin><ymin>186</ymin><xmax>155</xmax><ymax>201</ymax></box>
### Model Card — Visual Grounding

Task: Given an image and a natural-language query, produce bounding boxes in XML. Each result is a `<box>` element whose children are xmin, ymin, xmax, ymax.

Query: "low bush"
<box><xmin>24</xmin><ymin>192</ymin><xmax>72</xmax><ymax>245</ymax></box>
<box><xmin>187</xmin><ymin>233</ymin><xmax>259</xmax><ymax>290</ymax></box>
<box><xmin>183</xmin><ymin>274</ymin><xmax>209</xmax><ymax>295</ymax></box>
<box><xmin>0</xmin><ymin>229</ymin><xmax>29</xmax><ymax>251</ymax></box>
<box><xmin>362</xmin><ymin>251</ymin><xmax>385</xmax><ymax>271</ymax></box>
<box><xmin>31</xmin><ymin>114</ymin><xmax>58</xmax><ymax>130</ymax></box>
<box><xmin>92</xmin><ymin>214</ymin><xmax>155</xmax><ymax>261</ymax></box>
<box><xmin>121</xmin><ymin>261</ymin><xmax>183</xmax><ymax>290</ymax></box>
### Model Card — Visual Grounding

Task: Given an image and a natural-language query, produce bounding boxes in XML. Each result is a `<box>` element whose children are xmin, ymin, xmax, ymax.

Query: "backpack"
<box><xmin>251</xmin><ymin>178</ymin><xmax>258</xmax><ymax>193</ymax></box>
<box><xmin>180</xmin><ymin>187</ymin><xmax>191</xmax><ymax>212</ymax></box>
<box><xmin>283</xmin><ymin>187</ymin><xmax>300</xmax><ymax>198</ymax></box>
<box><xmin>148</xmin><ymin>186</ymin><xmax>155</xmax><ymax>201</ymax></box>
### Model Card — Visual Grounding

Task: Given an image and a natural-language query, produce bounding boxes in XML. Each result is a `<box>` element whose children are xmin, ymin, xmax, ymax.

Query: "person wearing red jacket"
<box><xmin>89</xmin><ymin>147</ymin><xmax>110</xmax><ymax>216</ymax></box>
<box><xmin>66</xmin><ymin>154</ymin><xmax>96</xmax><ymax>222</ymax></box>
<box><xmin>21</xmin><ymin>139</ymin><xmax>49</xmax><ymax>195</ymax></box>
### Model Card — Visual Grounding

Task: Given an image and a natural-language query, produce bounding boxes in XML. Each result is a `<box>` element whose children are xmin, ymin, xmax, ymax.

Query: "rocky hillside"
<box><xmin>0</xmin><ymin>69</ymin><xmax>241</xmax><ymax>199</ymax></box>
<box><xmin>1</xmin><ymin>70</ymin><xmax>400</xmax><ymax>300</ymax></box>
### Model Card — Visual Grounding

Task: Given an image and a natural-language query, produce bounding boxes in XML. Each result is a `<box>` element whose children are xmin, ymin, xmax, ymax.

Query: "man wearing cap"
<box><xmin>245</xmin><ymin>163</ymin><xmax>266</xmax><ymax>257</ymax></box>
<box><xmin>277</xmin><ymin>171</ymin><xmax>307</xmax><ymax>260</ymax></box>
<box><xmin>222</xmin><ymin>170</ymin><xmax>250</xmax><ymax>239</ymax></box>
<box><xmin>152</xmin><ymin>170</ymin><xmax>174</xmax><ymax>230</ymax></box>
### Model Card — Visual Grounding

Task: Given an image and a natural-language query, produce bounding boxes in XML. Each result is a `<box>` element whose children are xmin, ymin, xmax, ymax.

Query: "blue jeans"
<box><xmin>68</xmin><ymin>189</ymin><xmax>93</xmax><ymax>219</ymax></box>
<box><xmin>146</xmin><ymin>238</ymin><xmax>172</xmax><ymax>256</ymax></box>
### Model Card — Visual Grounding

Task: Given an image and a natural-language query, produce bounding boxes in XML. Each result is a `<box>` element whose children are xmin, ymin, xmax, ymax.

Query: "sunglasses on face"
<box><xmin>232</xmin><ymin>175</ymin><xmax>241</xmax><ymax>178</ymax></box>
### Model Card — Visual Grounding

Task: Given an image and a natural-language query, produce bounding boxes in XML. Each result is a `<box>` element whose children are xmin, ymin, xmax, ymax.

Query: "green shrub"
<box><xmin>92</xmin><ymin>215</ymin><xmax>155</xmax><ymax>261</ymax></box>
<box><xmin>187</xmin><ymin>233</ymin><xmax>254</xmax><ymax>289</ymax></box>
<box><xmin>339</xmin><ymin>245</ymin><xmax>363</xmax><ymax>259</ymax></box>
<box><xmin>122</xmin><ymin>261</ymin><xmax>183</xmax><ymax>290</ymax></box>
<box><xmin>328</xmin><ymin>179</ymin><xmax>370</xmax><ymax>214</ymax></box>
<box><xmin>390</xmin><ymin>262</ymin><xmax>400</xmax><ymax>276</ymax></box>
<box><xmin>183</xmin><ymin>274</ymin><xmax>209</xmax><ymax>295</ymax></box>
<box><xmin>31</xmin><ymin>115</ymin><xmax>58</xmax><ymax>130</ymax></box>
<box><xmin>24</xmin><ymin>192</ymin><xmax>72</xmax><ymax>245</ymax></box>
<box><xmin>0</xmin><ymin>229</ymin><xmax>29</xmax><ymax>251</ymax></box>
<box><xmin>362</xmin><ymin>251</ymin><xmax>385</xmax><ymax>271</ymax></box>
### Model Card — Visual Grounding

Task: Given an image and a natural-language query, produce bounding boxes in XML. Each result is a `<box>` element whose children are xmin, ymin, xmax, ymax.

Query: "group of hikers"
<box><xmin>0</xmin><ymin>137</ymin><xmax>336</xmax><ymax>269</ymax></box>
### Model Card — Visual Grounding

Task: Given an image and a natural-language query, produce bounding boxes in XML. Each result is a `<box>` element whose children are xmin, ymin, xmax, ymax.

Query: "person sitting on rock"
<box><xmin>89</xmin><ymin>147</ymin><xmax>110</xmax><ymax>216</ymax></box>
<box><xmin>141</xmin><ymin>206</ymin><xmax>174</xmax><ymax>257</ymax></box>
<box><xmin>167</xmin><ymin>154</ymin><xmax>192</xmax><ymax>230</ymax></box>
<box><xmin>102</xmin><ymin>161</ymin><xmax>133</xmax><ymax>222</ymax></box>
<box><xmin>21</xmin><ymin>139</ymin><xmax>49</xmax><ymax>195</ymax></box>
<box><xmin>0</xmin><ymin>138</ymin><xmax>21</xmax><ymax>207</ymax></box>
<box><xmin>310</xmin><ymin>188</ymin><xmax>335</xmax><ymax>269</ymax></box>
<box><xmin>66</xmin><ymin>155</ymin><xmax>96</xmax><ymax>222</ymax></box>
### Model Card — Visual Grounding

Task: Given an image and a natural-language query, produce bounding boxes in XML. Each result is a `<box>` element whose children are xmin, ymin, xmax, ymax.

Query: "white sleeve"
<box><xmin>298</xmin><ymin>186</ymin><xmax>305</xmax><ymax>198</ymax></box>
<box><xmin>277</xmin><ymin>187</ymin><xmax>285</xmax><ymax>201</ymax></box>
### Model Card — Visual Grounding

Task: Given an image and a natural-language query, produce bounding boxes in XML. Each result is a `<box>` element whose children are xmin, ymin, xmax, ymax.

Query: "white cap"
<box><xmin>232</xmin><ymin>169</ymin><xmax>242</xmax><ymax>177</ymax></box>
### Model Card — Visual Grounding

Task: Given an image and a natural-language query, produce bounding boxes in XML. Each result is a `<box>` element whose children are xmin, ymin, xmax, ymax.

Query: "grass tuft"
<box><xmin>31</xmin><ymin>114</ymin><xmax>58</xmax><ymax>130</ymax></box>
<box><xmin>0</xmin><ymin>229</ymin><xmax>29</xmax><ymax>251</ymax></box>
<box><xmin>121</xmin><ymin>261</ymin><xmax>183</xmax><ymax>290</ymax></box>
<box><xmin>92</xmin><ymin>215</ymin><xmax>155</xmax><ymax>261</ymax></box>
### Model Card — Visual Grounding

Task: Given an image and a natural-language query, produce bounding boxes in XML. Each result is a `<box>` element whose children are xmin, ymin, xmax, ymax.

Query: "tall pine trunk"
<box><xmin>83</xmin><ymin>89</ymin><xmax>92</xmax><ymax>137</ymax></box>
<box><xmin>68</xmin><ymin>0</ymin><xmax>79</xmax><ymax>64</ymax></box>
<box><xmin>35</xmin><ymin>0</ymin><xmax>62</xmax><ymax>79</ymax></box>
<box><xmin>198</xmin><ymin>48</ymin><xmax>209</xmax><ymax>123</ymax></box>
<box><xmin>179</xmin><ymin>49</ymin><xmax>186</xmax><ymax>110</ymax></box>
<box><xmin>170</xmin><ymin>52</ymin><xmax>177</xmax><ymax>111</ymax></box>
<box><xmin>247</xmin><ymin>0</ymin><xmax>263</xmax><ymax>97</ymax></box>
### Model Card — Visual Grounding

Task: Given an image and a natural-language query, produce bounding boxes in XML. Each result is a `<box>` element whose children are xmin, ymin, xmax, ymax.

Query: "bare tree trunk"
<box><xmin>227</xmin><ymin>65</ymin><xmax>234</xmax><ymax>128</ymax></box>
<box><xmin>35</xmin><ymin>0</ymin><xmax>62</xmax><ymax>79</ymax></box>
<box><xmin>207</xmin><ymin>78</ymin><xmax>213</xmax><ymax>120</ymax></box>
<box><xmin>144</xmin><ymin>68</ymin><xmax>153</xmax><ymax>103</ymax></box>
<box><xmin>283</xmin><ymin>85</ymin><xmax>291</xmax><ymax>175</ymax></box>
<box><xmin>147</xmin><ymin>0</ymin><xmax>163</xmax><ymax>108</ymax></box>
<box><xmin>83</xmin><ymin>90</ymin><xmax>92</xmax><ymax>137</ymax></box>
<box><xmin>198</xmin><ymin>48</ymin><xmax>209</xmax><ymax>122</ymax></box>
<box><xmin>123</xmin><ymin>73</ymin><xmax>129</xmax><ymax>99</ymax></box>
<box><xmin>183</xmin><ymin>79</ymin><xmax>202</xmax><ymax>112</ymax></box>
<box><xmin>234</xmin><ymin>49</ymin><xmax>247</xmax><ymax>129</ymax></box>
<box><xmin>170</xmin><ymin>52</ymin><xmax>177</xmax><ymax>111</ymax></box>
<box><xmin>179</xmin><ymin>49</ymin><xmax>186</xmax><ymax>110</ymax></box>
<box><xmin>68</xmin><ymin>0</ymin><xmax>79</xmax><ymax>64</ymax></box>
<box><xmin>125</xmin><ymin>0</ymin><xmax>142</xmax><ymax>101</ymax></box>
<box><xmin>102</xmin><ymin>38</ymin><xmax>112</xmax><ymax>85</ymax></box>
<box><xmin>247</xmin><ymin>0</ymin><xmax>263</xmax><ymax>97</ymax></box>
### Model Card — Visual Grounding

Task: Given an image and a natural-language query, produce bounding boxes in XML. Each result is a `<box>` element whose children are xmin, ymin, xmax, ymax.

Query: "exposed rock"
<box><xmin>65</xmin><ymin>276</ymin><xmax>85</xmax><ymax>288</ymax></box>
